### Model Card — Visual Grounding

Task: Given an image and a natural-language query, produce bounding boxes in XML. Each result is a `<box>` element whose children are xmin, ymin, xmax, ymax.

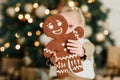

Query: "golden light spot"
<box><xmin>68</xmin><ymin>1</ymin><xmax>75</xmax><ymax>7</ymax></box>
<box><xmin>15</xmin><ymin>33</ymin><xmax>20</xmax><ymax>38</ymax></box>
<box><xmin>39</xmin><ymin>22</ymin><xmax>43</xmax><ymax>28</ymax></box>
<box><xmin>87</xmin><ymin>0</ymin><xmax>95</xmax><ymax>3</ymax></box>
<box><xmin>45</xmin><ymin>9</ymin><xmax>50</xmax><ymax>15</ymax></box>
<box><xmin>33</xmin><ymin>3</ymin><xmax>38</xmax><ymax>8</ymax></box>
<box><xmin>4</xmin><ymin>42</ymin><xmax>10</xmax><ymax>48</ymax></box>
<box><xmin>28</xmin><ymin>18</ymin><xmax>33</xmax><ymax>23</ymax></box>
<box><xmin>15</xmin><ymin>44</ymin><xmax>21</xmax><ymax>50</ymax></box>
<box><xmin>25</xmin><ymin>14</ymin><xmax>30</xmax><ymax>19</ymax></box>
<box><xmin>18</xmin><ymin>14</ymin><xmax>23</xmax><ymax>20</ymax></box>
<box><xmin>104</xmin><ymin>29</ymin><xmax>109</xmax><ymax>35</ymax></box>
<box><xmin>34</xmin><ymin>41</ymin><xmax>40</xmax><ymax>46</ymax></box>
<box><xmin>27</xmin><ymin>31</ymin><xmax>32</xmax><ymax>36</ymax></box>
<box><xmin>15</xmin><ymin>7</ymin><xmax>20</xmax><ymax>12</ymax></box>
<box><xmin>0</xmin><ymin>47</ymin><xmax>5</xmax><ymax>52</ymax></box>
<box><xmin>36</xmin><ymin>30</ymin><xmax>41</xmax><ymax>36</ymax></box>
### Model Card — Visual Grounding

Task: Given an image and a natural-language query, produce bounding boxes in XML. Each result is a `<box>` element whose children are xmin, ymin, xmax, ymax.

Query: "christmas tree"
<box><xmin>0</xmin><ymin>0</ymin><xmax>114</xmax><ymax>68</ymax></box>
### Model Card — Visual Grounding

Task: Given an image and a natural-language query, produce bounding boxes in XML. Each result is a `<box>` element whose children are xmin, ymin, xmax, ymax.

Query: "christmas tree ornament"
<box><xmin>84</xmin><ymin>12</ymin><xmax>92</xmax><ymax>21</ymax></box>
<box><xmin>35</xmin><ymin>5</ymin><xmax>48</xmax><ymax>18</ymax></box>
<box><xmin>84</xmin><ymin>25</ymin><xmax>93</xmax><ymax>38</ymax></box>
<box><xmin>97</xmin><ymin>20</ymin><xmax>107</xmax><ymax>27</ymax></box>
<box><xmin>6</xmin><ymin>7</ymin><xmax>16</xmax><ymax>17</ymax></box>
<box><xmin>95</xmin><ymin>32</ymin><xmax>105</xmax><ymax>42</ymax></box>
<box><xmin>95</xmin><ymin>45</ymin><xmax>103</xmax><ymax>53</ymax></box>
<box><xmin>100</xmin><ymin>5</ymin><xmax>108</xmax><ymax>13</ymax></box>
<box><xmin>81</xmin><ymin>5</ymin><xmax>89</xmax><ymax>12</ymax></box>
<box><xmin>24</xmin><ymin>3</ymin><xmax>33</xmax><ymax>13</ymax></box>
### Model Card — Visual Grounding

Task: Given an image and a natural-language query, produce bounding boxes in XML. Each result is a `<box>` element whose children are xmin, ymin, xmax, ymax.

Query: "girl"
<box><xmin>49</xmin><ymin>6</ymin><xmax>95</xmax><ymax>80</ymax></box>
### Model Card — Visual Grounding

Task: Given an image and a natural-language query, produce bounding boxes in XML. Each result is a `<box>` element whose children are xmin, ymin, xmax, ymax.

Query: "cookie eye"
<box><xmin>56</xmin><ymin>20</ymin><xmax>62</xmax><ymax>26</ymax></box>
<box><xmin>48</xmin><ymin>24</ymin><xmax>54</xmax><ymax>29</ymax></box>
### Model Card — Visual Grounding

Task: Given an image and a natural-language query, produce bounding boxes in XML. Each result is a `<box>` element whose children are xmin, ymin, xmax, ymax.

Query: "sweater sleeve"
<box><xmin>78</xmin><ymin>38</ymin><xmax>95</xmax><ymax>60</ymax></box>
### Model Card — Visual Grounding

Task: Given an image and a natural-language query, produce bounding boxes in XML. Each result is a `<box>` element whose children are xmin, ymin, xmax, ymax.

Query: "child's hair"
<box><xmin>59</xmin><ymin>6</ymin><xmax>85</xmax><ymax>28</ymax></box>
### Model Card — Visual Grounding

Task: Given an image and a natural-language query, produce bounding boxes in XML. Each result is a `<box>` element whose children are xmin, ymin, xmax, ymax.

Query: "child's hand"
<box><xmin>67</xmin><ymin>39</ymin><xmax>85</xmax><ymax>57</ymax></box>
<box><xmin>50</xmin><ymin>53</ymin><xmax>58</xmax><ymax>67</ymax></box>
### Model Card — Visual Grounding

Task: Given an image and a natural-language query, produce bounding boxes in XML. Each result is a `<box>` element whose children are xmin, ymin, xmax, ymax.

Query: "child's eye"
<box><xmin>48</xmin><ymin>24</ymin><xmax>54</xmax><ymax>29</ymax></box>
<box><xmin>56</xmin><ymin>20</ymin><xmax>62</xmax><ymax>26</ymax></box>
<box><xmin>69</xmin><ymin>25</ymin><xmax>73</xmax><ymax>27</ymax></box>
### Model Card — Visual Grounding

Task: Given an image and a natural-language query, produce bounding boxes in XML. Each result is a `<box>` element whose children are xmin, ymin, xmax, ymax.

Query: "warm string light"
<box><xmin>33</xmin><ymin>3</ymin><xmax>39</xmax><ymax>8</ymax></box>
<box><xmin>45</xmin><ymin>9</ymin><xmax>50</xmax><ymax>15</ymax></box>
<box><xmin>15</xmin><ymin>3</ymin><xmax>21</xmax><ymax>12</ymax></box>
<box><xmin>34</xmin><ymin>41</ymin><xmax>40</xmax><ymax>46</ymax></box>
<box><xmin>18</xmin><ymin>14</ymin><xmax>23</xmax><ymax>20</ymax></box>
<box><xmin>25</xmin><ymin>14</ymin><xmax>31</xmax><ymax>19</ymax></box>
<box><xmin>103</xmin><ymin>29</ymin><xmax>109</xmax><ymax>35</ymax></box>
<box><xmin>28</xmin><ymin>18</ymin><xmax>33</xmax><ymax>23</ymax></box>
<box><xmin>0</xmin><ymin>42</ymin><xmax>10</xmax><ymax>52</ymax></box>
<box><xmin>15</xmin><ymin>44</ymin><xmax>21</xmax><ymax>50</ymax></box>
<box><xmin>0</xmin><ymin>46</ymin><xmax>5</xmax><ymax>52</ymax></box>
<box><xmin>39</xmin><ymin>22</ymin><xmax>43</xmax><ymax>28</ymax></box>
<box><xmin>4</xmin><ymin>42</ymin><xmax>10</xmax><ymax>48</ymax></box>
<box><xmin>27</xmin><ymin>31</ymin><xmax>32</xmax><ymax>36</ymax></box>
<box><xmin>18</xmin><ymin>13</ymin><xmax>33</xmax><ymax>23</ymax></box>
<box><xmin>36</xmin><ymin>30</ymin><xmax>41</xmax><ymax>36</ymax></box>
<box><xmin>68</xmin><ymin>1</ymin><xmax>75</xmax><ymax>7</ymax></box>
<box><xmin>87</xmin><ymin>0</ymin><xmax>95</xmax><ymax>3</ymax></box>
<box><xmin>81</xmin><ymin>5</ymin><xmax>89</xmax><ymax>12</ymax></box>
<box><xmin>15</xmin><ymin>7</ymin><xmax>20</xmax><ymax>12</ymax></box>
<box><xmin>15</xmin><ymin>33</ymin><xmax>20</xmax><ymax>38</ymax></box>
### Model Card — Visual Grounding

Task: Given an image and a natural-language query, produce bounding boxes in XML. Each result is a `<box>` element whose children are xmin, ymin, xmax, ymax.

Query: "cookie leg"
<box><xmin>56</xmin><ymin>59</ymin><xmax>68</xmax><ymax>77</ymax></box>
<box><xmin>69</xmin><ymin>54</ymin><xmax>83</xmax><ymax>73</ymax></box>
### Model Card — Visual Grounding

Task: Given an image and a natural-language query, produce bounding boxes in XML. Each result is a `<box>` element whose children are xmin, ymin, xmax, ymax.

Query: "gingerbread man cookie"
<box><xmin>43</xmin><ymin>14</ymin><xmax>84</xmax><ymax>77</ymax></box>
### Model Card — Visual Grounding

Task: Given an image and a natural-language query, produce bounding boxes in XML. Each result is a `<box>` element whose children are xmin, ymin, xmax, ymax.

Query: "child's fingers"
<box><xmin>67</xmin><ymin>40</ymin><xmax>82</xmax><ymax>47</ymax></box>
<box><xmin>68</xmin><ymin>40</ymin><xmax>77</xmax><ymax>44</ymax></box>
<box><xmin>67</xmin><ymin>42</ymin><xmax>81</xmax><ymax>48</ymax></box>
<box><xmin>67</xmin><ymin>46</ymin><xmax>77</xmax><ymax>51</ymax></box>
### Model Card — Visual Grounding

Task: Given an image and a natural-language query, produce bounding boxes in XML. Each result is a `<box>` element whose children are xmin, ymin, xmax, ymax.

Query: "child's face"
<box><xmin>60</xmin><ymin>11</ymin><xmax>82</xmax><ymax>34</ymax></box>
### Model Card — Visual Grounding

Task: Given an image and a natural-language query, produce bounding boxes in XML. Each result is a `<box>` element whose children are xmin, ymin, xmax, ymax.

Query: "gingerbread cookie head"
<box><xmin>43</xmin><ymin>14</ymin><xmax>68</xmax><ymax>38</ymax></box>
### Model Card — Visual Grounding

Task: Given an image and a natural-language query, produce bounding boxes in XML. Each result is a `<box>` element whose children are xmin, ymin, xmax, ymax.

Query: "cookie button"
<box><xmin>62</xmin><ymin>43</ymin><xmax>65</xmax><ymax>46</ymax></box>
<box><xmin>64</xmin><ymin>48</ymin><xmax>67</xmax><ymax>51</ymax></box>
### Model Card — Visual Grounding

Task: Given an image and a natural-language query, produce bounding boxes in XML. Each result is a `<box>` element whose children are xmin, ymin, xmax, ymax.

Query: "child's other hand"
<box><xmin>67</xmin><ymin>39</ymin><xmax>84</xmax><ymax>57</ymax></box>
<box><xmin>50</xmin><ymin>53</ymin><xmax>58</xmax><ymax>67</ymax></box>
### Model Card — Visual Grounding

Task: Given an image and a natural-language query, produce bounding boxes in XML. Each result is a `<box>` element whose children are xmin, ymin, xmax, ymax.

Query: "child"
<box><xmin>49</xmin><ymin>6</ymin><xmax>95</xmax><ymax>80</ymax></box>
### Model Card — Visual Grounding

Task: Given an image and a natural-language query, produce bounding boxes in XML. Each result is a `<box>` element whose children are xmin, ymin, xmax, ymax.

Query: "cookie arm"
<box><xmin>43</xmin><ymin>41</ymin><xmax>56</xmax><ymax>58</ymax></box>
<box><xmin>68</xmin><ymin>27</ymin><xmax>84</xmax><ymax>40</ymax></box>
